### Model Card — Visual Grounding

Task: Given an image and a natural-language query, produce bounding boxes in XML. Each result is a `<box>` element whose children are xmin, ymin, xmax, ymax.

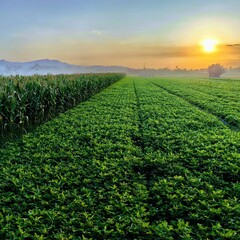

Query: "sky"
<box><xmin>1</xmin><ymin>0</ymin><xmax>240</xmax><ymax>69</ymax></box>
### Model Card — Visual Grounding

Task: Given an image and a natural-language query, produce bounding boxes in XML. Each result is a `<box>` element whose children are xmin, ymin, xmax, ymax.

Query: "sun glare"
<box><xmin>201</xmin><ymin>39</ymin><xmax>219</xmax><ymax>53</ymax></box>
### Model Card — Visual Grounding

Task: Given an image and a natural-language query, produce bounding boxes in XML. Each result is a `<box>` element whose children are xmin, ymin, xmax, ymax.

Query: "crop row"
<box><xmin>0</xmin><ymin>73</ymin><xmax>125</xmax><ymax>141</ymax></box>
<box><xmin>149</xmin><ymin>78</ymin><xmax>240</xmax><ymax>128</ymax></box>
<box><xmin>133</xmin><ymin>79</ymin><xmax>240</xmax><ymax>239</ymax></box>
<box><xmin>0</xmin><ymin>77</ymin><xmax>239</xmax><ymax>239</ymax></box>
<box><xmin>0</xmin><ymin>78</ymin><xmax>151</xmax><ymax>239</ymax></box>
<box><xmin>159</xmin><ymin>77</ymin><xmax>240</xmax><ymax>101</ymax></box>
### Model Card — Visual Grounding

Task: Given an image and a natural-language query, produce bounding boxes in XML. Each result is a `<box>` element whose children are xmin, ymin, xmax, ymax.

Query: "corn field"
<box><xmin>0</xmin><ymin>73</ymin><xmax>125</xmax><ymax>141</ymax></box>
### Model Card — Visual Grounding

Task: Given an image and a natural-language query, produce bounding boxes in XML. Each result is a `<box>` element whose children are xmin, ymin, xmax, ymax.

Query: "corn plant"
<box><xmin>0</xmin><ymin>73</ymin><xmax>125</xmax><ymax>143</ymax></box>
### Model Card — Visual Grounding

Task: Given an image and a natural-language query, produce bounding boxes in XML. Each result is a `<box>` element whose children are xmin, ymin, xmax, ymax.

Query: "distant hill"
<box><xmin>0</xmin><ymin>59</ymin><xmax>133</xmax><ymax>76</ymax></box>
<box><xmin>1</xmin><ymin>59</ymin><xmax>239</xmax><ymax>78</ymax></box>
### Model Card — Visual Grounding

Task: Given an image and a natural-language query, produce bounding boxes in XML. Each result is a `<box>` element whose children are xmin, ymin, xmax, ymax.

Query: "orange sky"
<box><xmin>52</xmin><ymin>41</ymin><xmax>240</xmax><ymax>69</ymax></box>
<box><xmin>1</xmin><ymin>0</ymin><xmax>240</xmax><ymax>69</ymax></box>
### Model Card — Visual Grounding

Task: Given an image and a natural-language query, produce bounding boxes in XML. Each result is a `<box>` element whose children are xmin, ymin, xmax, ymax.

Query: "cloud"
<box><xmin>220</xmin><ymin>44</ymin><xmax>240</xmax><ymax>56</ymax></box>
<box><xmin>226</xmin><ymin>43</ymin><xmax>240</xmax><ymax>47</ymax></box>
<box><xmin>115</xmin><ymin>43</ymin><xmax>202</xmax><ymax>58</ymax></box>
<box><xmin>91</xmin><ymin>30</ymin><xmax>103</xmax><ymax>35</ymax></box>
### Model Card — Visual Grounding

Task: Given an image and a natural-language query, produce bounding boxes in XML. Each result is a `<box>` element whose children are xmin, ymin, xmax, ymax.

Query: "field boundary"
<box><xmin>150</xmin><ymin>81</ymin><xmax>240</xmax><ymax>132</ymax></box>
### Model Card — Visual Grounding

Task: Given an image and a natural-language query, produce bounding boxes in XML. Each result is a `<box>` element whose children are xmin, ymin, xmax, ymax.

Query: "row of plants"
<box><xmin>0</xmin><ymin>77</ymin><xmax>152</xmax><ymax>239</ymax></box>
<box><xmin>164</xmin><ymin>77</ymin><xmax>240</xmax><ymax>100</ymax></box>
<box><xmin>0</xmin><ymin>77</ymin><xmax>239</xmax><ymax>239</ymax></box>
<box><xmin>132</xmin><ymin>78</ymin><xmax>240</xmax><ymax>239</ymax></box>
<box><xmin>150</xmin><ymin>77</ymin><xmax>240</xmax><ymax>128</ymax></box>
<box><xmin>0</xmin><ymin>73</ymin><xmax>125</xmax><ymax>140</ymax></box>
<box><xmin>170</xmin><ymin>77</ymin><xmax>240</xmax><ymax>103</ymax></box>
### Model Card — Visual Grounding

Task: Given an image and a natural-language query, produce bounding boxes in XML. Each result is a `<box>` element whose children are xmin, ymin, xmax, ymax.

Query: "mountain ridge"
<box><xmin>0</xmin><ymin>59</ymin><xmax>133</xmax><ymax>76</ymax></box>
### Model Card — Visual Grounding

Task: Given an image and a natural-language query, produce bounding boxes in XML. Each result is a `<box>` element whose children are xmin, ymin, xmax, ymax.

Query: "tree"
<box><xmin>207</xmin><ymin>64</ymin><xmax>225</xmax><ymax>78</ymax></box>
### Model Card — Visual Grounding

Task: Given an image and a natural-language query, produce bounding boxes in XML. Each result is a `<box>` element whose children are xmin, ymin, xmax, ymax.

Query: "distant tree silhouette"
<box><xmin>207</xmin><ymin>64</ymin><xmax>225</xmax><ymax>78</ymax></box>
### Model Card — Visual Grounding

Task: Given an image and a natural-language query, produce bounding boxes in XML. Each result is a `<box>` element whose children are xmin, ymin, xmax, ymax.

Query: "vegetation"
<box><xmin>0</xmin><ymin>73</ymin><xmax>125</xmax><ymax>142</ymax></box>
<box><xmin>207</xmin><ymin>64</ymin><xmax>225</xmax><ymax>78</ymax></box>
<box><xmin>150</xmin><ymin>77</ymin><xmax>240</xmax><ymax>128</ymax></box>
<box><xmin>0</xmin><ymin>77</ymin><xmax>239</xmax><ymax>239</ymax></box>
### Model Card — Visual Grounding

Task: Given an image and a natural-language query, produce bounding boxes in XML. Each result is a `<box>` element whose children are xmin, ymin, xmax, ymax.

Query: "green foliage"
<box><xmin>0</xmin><ymin>77</ymin><xmax>239</xmax><ymax>239</ymax></box>
<box><xmin>207</xmin><ymin>64</ymin><xmax>225</xmax><ymax>78</ymax></box>
<box><xmin>0</xmin><ymin>73</ymin><xmax>125</xmax><ymax>141</ymax></box>
<box><xmin>150</xmin><ymin>77</ymin><xmax>240</xmax><ymax>129</ymax></box>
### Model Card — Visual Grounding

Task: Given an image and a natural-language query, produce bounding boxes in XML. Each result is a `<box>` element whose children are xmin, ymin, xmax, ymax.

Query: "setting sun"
<box><xmin>201</xmin><ymin>39</ymin><xmax>219</xmax><ymax>53</ymax></box>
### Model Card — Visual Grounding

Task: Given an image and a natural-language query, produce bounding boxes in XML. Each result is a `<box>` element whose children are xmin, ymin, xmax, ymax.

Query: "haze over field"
<box><xmin>1</xmin><ymin>0</ymin><xmax>240</xmax><ymax>70</ymax></box>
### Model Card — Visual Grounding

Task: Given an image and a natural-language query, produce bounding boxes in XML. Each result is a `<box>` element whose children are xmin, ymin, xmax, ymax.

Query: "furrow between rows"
<box><xmin>150</xmin><ymin>80</ymin><xmax>240</xmax><ymax>132</ymax></box>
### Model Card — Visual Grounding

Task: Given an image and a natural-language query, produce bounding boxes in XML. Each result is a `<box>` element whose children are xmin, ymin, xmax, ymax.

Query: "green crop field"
<box><xmin>0</xmin><ymin>73</ymin><xmax>125</xmax><ymax>143</ymax></box>
<box><xmin>0</xmin><ymin>76</ymin><xmax>240</xmax><ymax>239</ymax></box>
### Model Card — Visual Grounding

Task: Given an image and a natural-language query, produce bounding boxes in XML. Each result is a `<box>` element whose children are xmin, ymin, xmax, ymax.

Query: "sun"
<box><xmin>201</xmin><ymin>39</ymin><xmax>219</xmax><ymax>53</ymax></box>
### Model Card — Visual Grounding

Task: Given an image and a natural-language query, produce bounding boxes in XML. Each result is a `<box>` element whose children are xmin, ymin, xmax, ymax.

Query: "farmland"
<box><xmin>0</xmin><ymin>73</ymin><xmax>124</xmax><ymax>143</ymax></box>
<box><xmin>0</xmin><ymin>76</ymin><xmax>240</xmax><ymax>239</ymax></box>
<box><xmin>150</xmin><ymin>77</ymin><xmax>240</xmax><ymax>128</ymax></box>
